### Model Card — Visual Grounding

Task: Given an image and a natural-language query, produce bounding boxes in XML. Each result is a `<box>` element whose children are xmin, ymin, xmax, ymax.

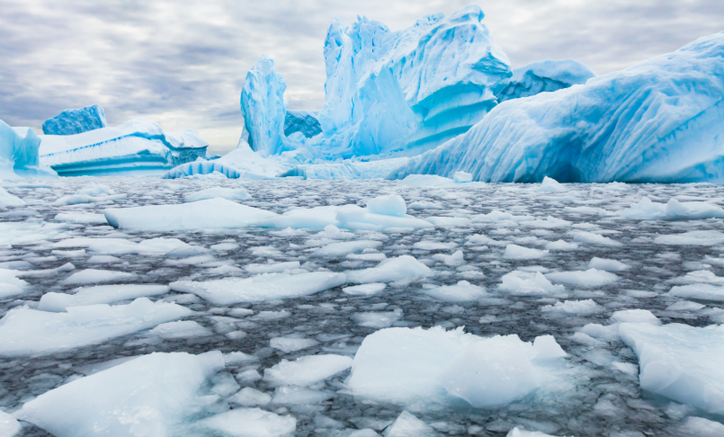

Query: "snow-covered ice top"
<box><xmin>390</xmin><ymin>31</ymin><xmax>724</xmax><ymax>183</ymax></box>
<box><xmin>41</xmin><ymin>104</ymin><xmax>108</xmax><ymax>136</ymax></box>
<box><xmin>494</xmin><ymin>59</ymin><xmax>595</xmax><ymax>103</ymax></box>
<box><xmin>241</xmin><ymin>56</ymin><xmax>288</xmax><ymax>156</ymax></box>
<box><xmin>0</xmin><ymin>120</ymin><xmax>56</xmax><ymax>179</ymax></box>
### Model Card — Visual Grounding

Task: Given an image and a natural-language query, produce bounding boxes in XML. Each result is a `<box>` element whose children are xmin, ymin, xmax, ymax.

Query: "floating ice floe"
<box><xmin>0</xmin><ymin>268</ymin><xmax>28</xmax><ymax>299</ymax></box>
<box><xmin>0</xmin><ymin>187</ymin><xmax>25</xmax><ymax>206</ymax></box>
<box><xmin>545</xmin><ymin>269</ymin><xmax>619</xmax><ymax>288</ymax></box>
<box><xmin>343</xmin><ymin>283</ymin><xmax>387</xmax><ymax>296</ymax></box>
<box><xmin>146</xmin><ymin>320</ymin><xmax>214</xmax><ymax>339</ymax></box>
<box><xmin>0</xmin><ymin>298</ymin><xmax>191</xmax><ymax>356</ymax></box>
<box><xmin>588</xmin><ymin>257</ymin><xmax>628</xmax><ymax>272</ymax></box>
<box><xmin>668</xmin><ymin>284</ymin><xmax>724</xmax><ymax>301</ymax></box>
<box><xmin>619</xmin><ymin>322</ymin><xmax>724</xmax><ymax>415</ymax></box>
<box><xmin>0</xmin><ymin>409</ymin><xmax>20</xmax><ymax>437</ymax></box>
<box><xmin>420</xmin><ymin>281</ymin><xmax>487</xmax><ymax>302</ymax></box>
<box><xmin>16</xmin><ymin>351</ymin><xmax>224</xmax><ymax>437</ymax></box>
<box><xmin>499</xmin><ymin>271</ymin><xmax>564</xmax><ymax>296</ymax></box>
<box><xmin>270</xmin><ymin>336</ymin><xmax>319</xmax><ymax>353</ymax></box>
<box><xmin>197</xmin><ymin>408</ymin><xmax>297</xmax><ymax>437</ymax></box>
<box><xmin>617</xmin><ymin>197</ymin><xmax>724</xmax><ymax>220</ymax></box>
<box><xmin>61</xmin><ymin>268</ymin><xmax>136</xmax><ymax>285</ymax></box>
<box><xmin>385</xmin><ymin>411</ymin><xmax>437</xmax><ymax>437</ymax></box>
<box><xmin>38</xmin><ymin>284</ymin><xmax>170</xmax><ymax>311</ymax></box>
<box><xmin>170</xmin><ymin>271</ymin><xmax>347</xmax><ymax>304</ymax></box>
<box><xmin>184</xmin><ymin>186</ymin><xmax>251</xmax><ymax>202</ymax></box>
<box><xmin>654</xmin><ymin>230</ymin><xmax>724</xmax><ymax>246</ymax></box>
<box><xmin>503</xmin><ymin>244</ymin><xmax>549</xmax><ymax>260</ymax></box>
<box><xmin>347</xmin><ymin>327</ymin><xmax>567</xmax><ymax>407</ymax></box>
<box><xmin>263</xmin><ymin>354</ymin><xmax>353</xmax><ymax>386</ymax></box>
<box><xmin>313</xmin><ymin>240</ymin><xmax>382</xmax><ymax>257</ymax></box>
<box><xmin>541</xmin><ymin>299</ymin><xmax>602</xmax><ymax>315</ymax></box>
<box><xmin>346</xmin><ymin>256</ymin><xmax>431</xmax><ymax>284</ymax></box>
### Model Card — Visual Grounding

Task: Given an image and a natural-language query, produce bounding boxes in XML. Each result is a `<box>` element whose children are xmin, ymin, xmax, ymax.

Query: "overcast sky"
<box><xmin>2</xmin><ymin>0</ymin><xmax>723</xmax><ymax>152</ymax></box>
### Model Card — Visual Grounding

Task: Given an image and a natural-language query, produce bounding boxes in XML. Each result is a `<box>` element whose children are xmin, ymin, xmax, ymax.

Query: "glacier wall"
<box><xmin>0</xmin><ymin>120</ymin><xmax>56</xmax><ymax>179</ymax></box>
<box><xmin>494</xmin><ymin>60</ymin><xmax>595</xmax><ymax>103</ymax></box>
<box><xmin>240</xmin><ymin>56</ymin><xmax>288</xmax><ymax>157</ymax></box>
<box><xmin>39</xmin><ymin>118</ymin><xmax>208</xmax><ymax>176</ymax></box>
<box><xmin>390</xmin><ymin>32</ymin><xmax>724</xmax><ymax>183</ymax></box>
<box><xmin>42</xmin><ymin>105</ymin><xmax>108</xmax><ymax>136</ymax></box>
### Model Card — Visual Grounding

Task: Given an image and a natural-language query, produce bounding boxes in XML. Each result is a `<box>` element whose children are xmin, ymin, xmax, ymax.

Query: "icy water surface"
<box><xmin>2</xmin><ymin>177</ymin><xmax>724</xmax><ymax>437</ymax></box>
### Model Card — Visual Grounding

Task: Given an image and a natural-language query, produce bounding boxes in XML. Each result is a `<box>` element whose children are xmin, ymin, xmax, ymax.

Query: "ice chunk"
<box><xmin>184</xmin><ymin>187</ymin><xmax>251</xmax><ymax>202</ymax></box>
<box><xmin>506</xmin><ymin>428</ymin><xmax>561</xmax><ymax>437</ymax></box>
<box><xmin>589</xmin><ymin>257</ymin><xmax>628</xmax><ymax>272</ymax></box>
<box><xmin>38</xmin><ymin>284</ymin><xmax>170</xmax><ymax>311</ymax></box>
<box><xmin>1</xmin><ymin>120</ymin><xmax>56</xmax><ymax>179</ymax></box>
<box><xmin>0</xmin><ymin>298</ymin><xmax>191</xmax><ymax>356</ymax></box>
<box><xmin>61</xmin><ymin>268</ymin><xmax>135</xmax><ymax>285</ymax></box>
<box><xmin>453</xmin><ymin>171</ymin><xmax>473</xmax><ymax>183</ymax></box>
<box><xmin>245</xmin><ymin>261</ymin><xmax>300</xmax><ymax>274</ymax></box>
<box><xmin>494</xmin><ymin>59</ymin><xmax>595</xmax><ymax>103</ymax></box>
<box><xmin>240</xmin><ymin>56</ymin><xmax>288</xmax><ymax>156</ymax></box>
<box><xmin>17</xmin><ymin>351</ymin><xmax>224</xmax><ymax>437</ymax></box>
<box><xmin>0</xmin><ymin>268</ymin><xmax>28</xmax><ymax>299</ymax></box>
<box><xmin>611</xmin><ymin>309</ymin><xmax>660</xmax><ymax>325</ymax></box>
<box><xmin>545</xmin><ymin>269</ymin><xmax>619</xmax><ymax>288</ymax></box>
<box><xmin>146</xmin><ymin>320</ymin><xmax>213</xmax><ymax>339</ymax></box>
<box><xmin>499</xmin><ymin>271</ymin><xmax>564</xmax><ymax>296</ymax></box>
<box><xmin>353</xmin><ymin>309</ymin><xmax>403</xmax><ymax>328</ymax></box>
<box><xmin>347</xmin><ymin>327</ymin><xmax>566</xmax><ymax>407</ymax></box>
<box><xmin>390</xmin><ymin>32</ymin><xmax>724</xmax><ymax>183</ymax></box>
<box><xmin>343</xmin><ymin>283</ymin><xmax>386</xmax><ymax>296</ymax></box>
<box><xmin>284</xmin><ymin>110</ymin><xmax>322</xmax><ymax>138</ymax></box>
<box><xmin>535</xmin><ymin>176</ymin><xmax>567</xmax><ymax>193</ymax></box>
<box><xmin>668</xmin><ymin>284</ymin><xmax>724</xmax><ymax>301</ymax></box>
<box><xmin>270</xmin><ymin>336</ymin><xmax>319</xmax><ymax>353</ymax></box>
<box><xmin>533</xmin><ymin>335</ymin><xmax>568</xmax><ymax>360</ymax></box>
<box><xmin>421</xmin><ymin>281</ymin><xmax>487</xmax><ymax>302</ymax></box>
<box><xmin>229</xmin><ymin>387</ymin><xmax>272</xmax><ymax>407</ymax></box>
<box><xmin>313</xmin><ymin>240</ymin><xmax>382</xmax><ymax>257</ymax></box>
<box><xmin>386</xmin><ymin>411</ymin><xmax>438</xmax><ymax>437</ymax></box>
<box><xmin>0</xmin><ymin>409</ymin><xmax>20</xmax><ymax>437</ymax></box>
<box><xmin>170</xmin><ymin>271</ymin><xmax>347</xmax><ymax>304</ymax></box>
<box><xmin>0</xmin><ymin>187</ymin><xmax>25</xmax><ymax>206</ymax></box>
<box><xmin>346</xmin><ymin>256</ymin><xmax>431</xmax><ymax>284</ymax></box>
<box><xmin>571</xmin><ymin>231</ymin><xmax>621</xmax><ymax>246</ymax></box>
<box><xmin>280</xmin><ymin>158</ymin><xmax>410</xmax><ymax>180</ymax></box>
<box><xmin>654</xmin><ymin>231</ymin><xmax>724</xmax><ymax>246</ymax></box>
<box><xmin>677</xmin><ymin>416</ymin><xmax>724</xmax><ymax>437</ymax></box>
<box><xmin>541</xmin><ymin>299</ymin><xmax>602</xmax><ymax>315</ymax></box>
<box><xmin>271</xmin><ymin>386</ymin><xmax>334</xmax><ymax>405</ymax></box>
<box><xmin>366</xmin><ymin>194</ymin><xmax>406</xmax><ymax>217</ymax></box>
<box><xmin>105</xmin><ymin>198</ymin><xmax>278</xmax><ymax>231</ymax></box>
<box><xmin>263</xmin><ymin>354</ymin><xmax>353</xmax><ymax>386</ymax></box>
<box><xmin>198</xmin><ymin>408</ymin><xmax>296</xmax><ymax>437</ymax></box>
<box><xmin>504</xmin><ymin>244</ymin><xmax>549</xmax><ymax>260</ymax></box>
<box><xmin>619</xmin><ymin>322</ymin><xmax>724</xmax><ymax>415</ymax></box>
<box><xmin>42</xmin><ymin>105</ymin><xmax>107</xmax><ymax>135</ymax></box>
<box><xmin>545</xmin><ymin>240</ymin><xmax>578</xmax><ymax>251</ymax></box>
<box><xmin>618</xmin><ymin>197</ymin><xmax>724</xmax><ymax>220</ymax></box>
<box><xmin>432</xmin><ymin>250</ymin><xmax>465</xmax><ymax>267</ymax></box>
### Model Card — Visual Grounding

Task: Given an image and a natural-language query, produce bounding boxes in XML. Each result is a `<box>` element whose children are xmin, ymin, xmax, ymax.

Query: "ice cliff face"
<box><xmin>39</xmin><ymin>118</ymin><xmax>208</xmax><ymax>176</ymax></box>
<box><xmin>390</xmin><ymin>32</ymin><xmax>724</xmax><ymax>183</ymax></box>
<box><xmin>42</xmin><ymin>105</ymin><xmax>108</xmax><ymax>136</ymax></box>
<box><xmin>494</xmin><ymin>60</ymin><xmax>595</xmax><ymax>103</ymax></box>
<box><xmin>240</xmin><ymin>56</ymin><xmax>288</xmax><ymax>157</ymax></box>
<box><xmin>284</xmin><ymin>111</ymin><xmax>322</xmax><ymax>138</ymax></box>
<box><xmin>0</xmin><ymin>120</ymin><xmax>56</xmax><ymax>179</ymax></box>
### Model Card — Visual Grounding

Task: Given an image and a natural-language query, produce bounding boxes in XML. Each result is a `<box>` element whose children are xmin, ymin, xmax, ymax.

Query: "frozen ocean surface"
<box><xmin>1</xmin><ymin>177</ymin><xmax>724</xmax><ymax>436</ymax></box>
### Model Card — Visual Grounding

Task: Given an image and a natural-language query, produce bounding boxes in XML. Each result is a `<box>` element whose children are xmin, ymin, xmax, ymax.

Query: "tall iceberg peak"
<box><xmin>389</xmin><ymin>31</ymin><xmax>724</xmax><ymax>184</ymax></box>
<box><xmin>240</xmin><ymin>55</ymin><xmax>288</xmax><ymax>156</ymax></box>
<box><xmin>42</xmin><ymin>104</ymin><xmax>108</xmax><ymax>136</ymax></box>
<box><xmin>0</xmin><ymin>120</ymin><xmax>56</xmax><ymax>179</ymax></box>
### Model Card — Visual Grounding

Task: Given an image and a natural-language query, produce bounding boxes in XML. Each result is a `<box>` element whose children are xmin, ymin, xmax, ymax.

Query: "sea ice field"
<box><xmin>1</xmin><ymin>176</ymin><xmax>724</xmax><ymax>437</ymax></box>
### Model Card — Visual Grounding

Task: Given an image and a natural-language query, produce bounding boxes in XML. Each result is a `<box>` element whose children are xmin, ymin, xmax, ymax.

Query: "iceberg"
<box><xmin>494</xmin><ymin>60</ymin><xmax>595</xmax><ymax>103</ymax></box>
<box><xmin>241</xmin><ymin>56</ymin><xmax>288</xmax><ymax>156</ymax></box>
<box><xmin>279</xmin><ymin>157</ymin><xmax>409</xmax><ymax>180</ymax></box>
<box><xmin>390</xmin><ymin>32</ymin><xmax>724</xmax><ymax>183</ymax></box>
<box><xmin>284</xmin><ymin>110</ymin><xmax>322</xmax><ymax>138</ymax></box>
<box><xmin>41</xmin><ymin>104</ymin><xmax>108</xmax><ymax>135</ymax></box>
<box><xmin>0</xmin><ymin>120</ymin><xmax>56</xmax><ymax>179</ymax></box>
<box><xmin>39</xmin><ymin>117</ymin><xmax>208</xmax><ymax>176</ymax></box>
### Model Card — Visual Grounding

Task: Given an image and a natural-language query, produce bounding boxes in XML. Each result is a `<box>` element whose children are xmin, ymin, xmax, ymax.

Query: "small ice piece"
<box><xmin>197</xmin><ymin>408</ymin><xmax>296</xmax><ymax>437</ymax></box>
<box><xmin>453</xmin><ymin>171</ymin><xmax>473</xmax><ymax>183</ymax></box>
<box><xmin>0</xmin><ymin>268</ymin><xmax>28</xmax><ymax>299</ymax></box>
<box><xmin>541</xmin><ymin>299</ymin><xmax>602</xmax><ymax>315</ymax></box>
<box><xmin>313</xmin><ymin>240</ymin><xmax>382</xmax><ymax>257</ymax></box>
<box><xmin>346</xmin><ymin>256</ymin><xmax>431</xmax><ymax>284</ymax></box>
<box><xmin>349</xmin><ymin>430</ymin><xmax>381</xmax><ymax>437</ymax></box>
<box><xmin>536</xmin><ymin>176</ymin><xmax>566</xmax><ymax>193</ymax></box>
<box><xmin>0</xmin><ymin>187</ymin><xmax>25</xmax><ymax>207</ymax></box>
<box><xmin>431</xmin><ymin>250</ymin><xmax>465</xmax><ymax>267</ymax></box>
<box><xmin>545</xmin><ymin>269</ymin><xmax>619</xmax><ymax>288</ymax></box>
<box><xmin>146</xmin><ymin>320</ymin><xmax>213</xmax><ymax>339</ymax></box>
<box><xmin>263</xmin><ymin>354</ymin><xmax>353</xmax><ymax>387</ymax></box>
<box><xmin>245</xmin><ymin>261</ymin><xmax>301</xmax><ymax>274</ymax></box>
<box><xmin>366</xmin><ymin>194</ymin><xmax>407</xmax><ymax>217</ymax></box>
<box><xmin>0</xmin><ymin>409</ymin><xmax>21</xmax><ymax>437</ymax></box>
<box><xmin>589</xmin><ymin>257</ymin><xmax>628</xmax><ymax>272</ymax></box>
<box><xmin>228</xmin><ymin>387</ymin><xmax>272</xmax><ymax>407</ymax></box>
<box><xmin>105</xmin><ymin>198</ymin><xmax>278</xmax><ymax>231</ymax></box>
<box><xmin>618</xmin><ymin>197</ymin><xmax>724</xmax><ymax>221</ymax></box>
<box><xmin>545</xmin><ymin>240</ymin><xmax>578</xmax><ymax>251</ymax></box>
<box><xmin>666</xmin><ymin>300</ymin><xmax>705</xmax><ymax>312</ymax></box>
<box><xmin>16</xmin><ymin>351</ymin><xmax>224</xmax><ymax>437</ymax></box>
<box><xmin>61</xmin><ymin>269</ymin><xmax>136</xmax><ymax>285</ymax></box>
<box><xmin>503</xmin><ymin>244</ymin><xmax>549</xmax><ymax>260</ymax></box>
<box><xmin>270</xmin><ymin>337</ymin><xmax>319</xmax><ymax>353</ymax></box>
<box><xmin>533</xmin><ymin>335</ymin><xmax>568</xmax><ymax>360</ymax></box>
<box><xmin>654</xmin><ymin>231</ymin><xmax>724</xmax><ymax>246</ymax></box>
<box><xmin>253</xmin><ymin>310</ymin><xmax>291</xmax><ymax>321</ymax></box>
<box><xmin>668</xmin><ymin>284</ymin><xmax>724</xmax><ymax>301</ymax></box>
<box><xmin>619</xmin><ymin>322</ymin><xmax>724</xmax><ymax>415</ymax></box>
<box><xmin>421</xmin><ymin>281</ymin><xmax>487</xmax><ymax>302</ymax></box>
<box><xmin>571</xmin><ymin>231</ymin><xmax>621</xmax><ymax>246</ymax></box>
<box><xmin>610</xmin><ymin>309</ymin><xmax>660</xmax><ymax>325</ymax></box>
<box><xmin>184</xmin><ymin>187</ymin><xmax>252</xmax><ymax>202</ymax></box>
<box><xmin>413</xmin><ymin>241</ymin><xmax>457</xmax><ymax>250</ymax></box>
<box><xmin>0</xmin><ymin>298</ymin><xmax>191</xmax><ymax>356</ymax></box>
<box><xmin>170</xmin><ymin>271</ymin><xmax>347</xmax><ymax>304</ymax></box>
<box><xmin>499</xmin><ymin>271</ymin><xmax>564</xmax><ymax>295</ymax></box>
<box><xmin>38</xmin><ymin>284</ymin><xmax>171</xmax><ymax>311</ymax></box>
<box><xmin>271</xmin><ymin>386</ymin><xmax>334</xmax><ymax>405</ymax></box>
<box><xmin>677</xmin><ymin>416</ymin><xmax>724</xmax><ymax>437</ymax></box>
<box><xmin>54</xmin><ymin>212</ymin><xmax>108</xmax><ymax>224</ymax></box>
<box><xmin>353</xmin><ymin>309</ymin><xmax>403</xmax><ymax>329</ymax></box>
<box><xmin>386</xmin><ymin>411</ymin><xmax>438</xmax><ymax>437</ymax></box>
<box><xmin>507</xmin><ymin>428</ymin><xmax>560</xmax><ymax>437</ymax></box>
<box><xmin>343</xmin><ymin>283</ymin><xmax>386</xmax><ymax>296</ymax></box>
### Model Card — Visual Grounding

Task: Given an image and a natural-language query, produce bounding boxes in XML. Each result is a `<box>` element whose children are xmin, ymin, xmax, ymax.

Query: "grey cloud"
<box><xmin>0</xmin><ymin>0</ymin><xmax>722</xmax><ymax>151</ymax></box>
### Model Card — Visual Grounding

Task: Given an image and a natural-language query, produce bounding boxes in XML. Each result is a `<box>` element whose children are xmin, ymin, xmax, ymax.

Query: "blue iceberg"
<box><xmin>494</xmin><ymin>60</ymin><xmax>595</xmax><ymax>103</ymax></box>
<box><xmin>42</xmin><ymin>105</ymin><xmax>108</xmax><ymax>136</ymax></box>
<box><xmin>162</xmin><ymin>161</ymin><xmax>241</xmax><ymax>179</ymax></box>
<box><xmin>278</xmin><ymin>157</ymin><xmax>409</xmax><ymax>180</ymax></box>
<box><xmin>284</xmin><ymin>111</ymin><xmax>322</xmax><ymax>138</ymax></box>
<box><xmin>39</xmin><ymin>118</ymin><xmax>208</xmax><ymax>176</ymax></box>
<box><xmin>0</xmin><ymin>120</ymin><xmax>56</xmax><ymax>179</ymax></box>
<box><xmin>390</xmin><ymin>32</ymin><xmax>724</xmax><ymax>183</ymax></box>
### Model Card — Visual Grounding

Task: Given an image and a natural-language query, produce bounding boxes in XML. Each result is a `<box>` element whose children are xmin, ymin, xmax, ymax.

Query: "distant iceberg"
<box><xmin>42</xmin><ymin>105</ymin><xmax>108</xmax><ymax>136</ymax></box>
<box><xmin>39</xmin><ymin>117</ymin><xmax>208</xmax><ymax>176</ymax></box>
<box><xmin>0</xmin><ymin>120</ymin><xmax>56</xmax><ymax>179</ymax></box>
<box><xmin>390</xmin><ymin>32</ymin><xmax>724</xmax><ymax>183</ymax></box>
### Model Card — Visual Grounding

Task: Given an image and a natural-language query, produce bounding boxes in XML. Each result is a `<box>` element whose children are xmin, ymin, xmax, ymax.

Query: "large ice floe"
<box><xmin>38</xmin><ymin>117</ymin><xmax>208</xmax><ymax>176</ymax></box>
<box><xmin>41</xmin><ymin>105</ymin><xmax>108</xmax><ymax>136</ymax></box>
<box><xmin>391</xmin><ymin>31</ymin><xmax>724</xmax><ymax>183</ymax></box>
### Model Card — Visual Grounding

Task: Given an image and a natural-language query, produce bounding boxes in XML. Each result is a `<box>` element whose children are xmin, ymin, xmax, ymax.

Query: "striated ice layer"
<box><xmin>391</xmin><ymin>32</ymin><xmax>724</xmax><ymax>183</ymax></box>
<box><xmin>494</xmin><ymin>60</ymin><xmax>595</xmax><ymax>103</ymax></box>
<box><xmin>241</xmin><ymin>56</ymin><xmax>288</xmax><ymax>156</ymax></box>
<box><xmin>284</xmin><ymin>110</ymin><xmax>322</xmax><ymax>139</ymax></box>
<box><xmin>38</xmin><ymin>117</ymin><xmax>208</xmax><ymax>176</ymax></box>
<box><xmin>42</xmin><ymin>104</ymin><xmax>108</xmax><ymax>136</ymax></box>
<box><xmin>0</xmin><ymin>120</ymin><xmax>56</xmax><ymax>179</ymax></box>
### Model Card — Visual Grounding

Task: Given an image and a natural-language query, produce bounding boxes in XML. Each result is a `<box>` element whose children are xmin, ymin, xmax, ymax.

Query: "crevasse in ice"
<box><xmin>389</xmin><ymin>32</ymin><xmax>724</xmax><ymax>183</ymax></box>
<box><xmin>41</xmin><ymin>104</ymin><xmax>108</xmax><ymax>136</ymax></box>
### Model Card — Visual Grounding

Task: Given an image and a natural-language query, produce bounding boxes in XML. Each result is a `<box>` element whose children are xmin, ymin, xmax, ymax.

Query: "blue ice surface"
<box><xmin>42</xmin><ymin>105</ymin><xmax>108</xmax><ymax>136</ymax></box>
<box><xmin>0</xmin><ymin>120</ymin><xmax>57</xmax><ymax>179</ymax></box>
<box><xmin>162</xmin><ymin>161</ymin><xmax>240</xmax><ymax>179</ymax></box>
<box><xmin>389</xmin><ymin>31</ymin><xmax>724</xmax><ymax>183</ymax></box>
<box><xmin>284</xmin><ymin>111</ymin><xmax>322</xmax><ymax>139</ymax></box>
<box><xmin>240</xmin><ymin>56</ymin><xmax>288</xmax><ymax>157</ymax></box>
<box><xmin>38</xmin><ymin>118</ymin><xmax>208</xmax><ymax>177</ymax></box>
<box><xmin>494</xmin><ymin>60</ymin><xmax>595</xmax><ymax>103</ymax></box>
<box><xmin>278</xmin><ymin>157</ymin><xmax>409</xmax><ymax>180</ymax></box>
